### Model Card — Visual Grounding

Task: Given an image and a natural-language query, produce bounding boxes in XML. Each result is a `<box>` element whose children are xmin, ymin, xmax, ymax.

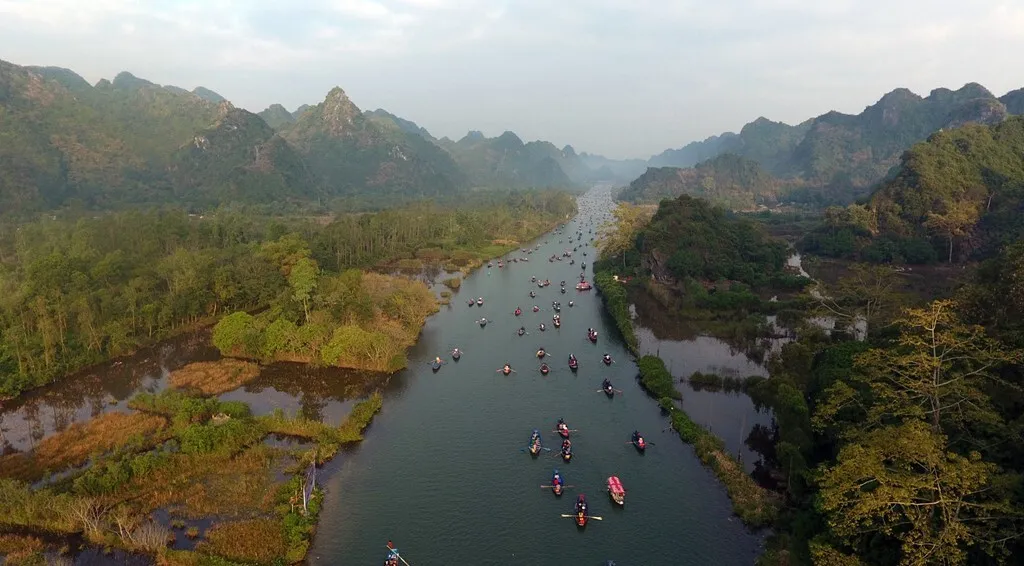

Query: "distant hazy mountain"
<box><xmin>366</xmin><ymin>109</ymin><xmax>435</xmax><ymax>140</ymax></box>
<box><xmin>0</xmin><ymin>57</ymin><xmax>651</xmax><ymax>214</ymax></box>
<box><xmin>192</xmin><ymin>86</ymin><xmax>226</xmax><ymax>103</ymax></box>
<box><xmin>648</xmin><ymin>83</ymin><xmax>1020</xmax><ymax>205</ymax></box>
<box><xmin>258</xmin><ymin>103</ymin><xmax>296</xmax><ymax>130</ymax></box>
<box><xmin>281</xmin><ymin>87</ymin><xmax>468</xmax><ymax>203</ymax></box>
<box><xmin>619</xmin><ymin>154</ymin><xmax>783</xmax><ymax>209</ymax></box>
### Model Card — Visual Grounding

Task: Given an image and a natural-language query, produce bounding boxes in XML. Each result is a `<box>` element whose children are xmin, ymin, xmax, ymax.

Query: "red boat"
<box><xmin>556</xmin><ymin>418</ymin><xmax>570</xmax><ymax>439</ymax></box>
<box><xmin>576</xmin><ymin>281</ymin><xmax>592</xmax><ymax>291</ymax></box>
<box><xmin>607</xmin><ymin>476</ymin><xmax>625</xmax><ymax>506</ymax></box>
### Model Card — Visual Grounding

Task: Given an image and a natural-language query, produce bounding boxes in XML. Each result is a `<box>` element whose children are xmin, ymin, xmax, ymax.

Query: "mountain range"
<box><xmin>0</xmin><ymin>58</ymin><xmax>636</xmax><ymax>214</ymax></box>
<box><xmin>626</xmin><ymin>83</ymin><xmax>1021</xmax><ymax>208</ymax></box>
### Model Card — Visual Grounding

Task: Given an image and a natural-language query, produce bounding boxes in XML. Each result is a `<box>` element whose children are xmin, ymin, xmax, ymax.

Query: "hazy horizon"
<box><xmin>1</xmin><ymin>0</ymin><xmax>1022</xmax><ymax>160</ymax></box>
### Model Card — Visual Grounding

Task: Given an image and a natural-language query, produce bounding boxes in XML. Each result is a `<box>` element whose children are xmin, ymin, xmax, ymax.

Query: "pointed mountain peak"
<box><xmin>266</xmin><ymin>103</ymin><xmax>289</xmax><ymax>113</ymax></box>
<box><xmin>562</xmin><ymin>144</ymin><xmax>577</xmax><ymax>157</ymax></box>
<box><xmin>462</xmin><ymin>130</ymin><xmax>485</xmax><ymax>141</ymax></box>
<box><xmin>299</xmin><ymin>86</ymin><xmax>361</xmax><ymax>136</ymax></box>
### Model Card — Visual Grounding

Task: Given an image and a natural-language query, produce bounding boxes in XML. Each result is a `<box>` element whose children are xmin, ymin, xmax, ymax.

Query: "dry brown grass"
<box><xmin>197</xmin><ymin>518</ymin><xmax>287</xmax><ymax>565</ymax></box>
<box><xmin>0</xmin><ymin>534</ymin><xmax>45</xmax><ymax>565</ymax></box>
<box><xmin>125</xmin><ymin>446</ymin><xmax>279</xmax><ymax>518</ymax></box>
<box><xmin>0</xmin><ymin>412</ymin><xmax>168</xmax><ymax>482</ymax></box>
<box><xmin>169</xmin><ymin>359</ymin><xmax>260</xmax><ymax>395</ymax></box>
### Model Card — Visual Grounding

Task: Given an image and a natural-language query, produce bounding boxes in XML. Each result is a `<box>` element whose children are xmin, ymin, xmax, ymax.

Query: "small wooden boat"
<box><xmin>478</xmin><ymin>318</ymin><xmax>488</xmax><ymax>327</ymax></box>
<box><xmin>467</xmin><ymin>299</ymin><xmax>475</xmax><ymax>306</ymax></box>
<box><xmin>536</xmin><ymin>349</ymin><xmax>546</xmax><ymax>358</ymax></box>
<box><xmin>588</xmin><ymin>330</ymin><xmax>598</xmax><ymax>343</ymax></box>
<box><xmin>602</xmin><ymin>379</ymin><xmax>615</xmax><ymax>398</ymax></box>
<box><xmin>568</xmin><ymin>356</ymin><xmax>578</xmax><ymax>371</ymax></box>
<box><xmin>529</xmin><ymin>291</ymin><xmax>536</xmax><ymax>298</ymax></box>
<box><xmin>561</xmin><ymin>440</ymin><xmax>572</xmax><ymax>462</ymax></box>
<box><xmin>501</xmin><ymin>365</ymin><xmax>513</xmax><ymax>375</ymax></box>
<box><xmin>574</xmin><ymin>494</ymin><xmax>588</xmax><ymax>527</ymax></box>
<box><xmin>607</xmin><ymin>476</ymin><xmax>625</xmax><ymax>506</ymax></box>
<box><xmin>451</xmin><ymin>349</ymin><xmax>461</xmax><ymax>361</ymax></box>
<box><xmin>529</xmin><ymin>430</ymin><xmax>543</xmax><ymax>456</ymax></box>
<box><xmin>431</xmin><ymin>359</ymin><xmax>442</xmax><ymax>372</ymax></box>
<box><xmin>517</xmin><ymin>328</ymin><xmax>526</xmax><ymax>336</ymax></box>
<box><xmin>556</xmin><ymin>418</ymin><xmax>570</xmax><ymax>439</ymax></box>
<box><xmin>631</xmin><ymin>431</ymin><xmax>646</xmax><ymax>453</ymax></box>
<box><xmin>603</xmin><ymin>354</ymin><xmax>613</xmax><ymax>365</ymax></box>
<box><xmin>576</xmin><ymin>281</ymin><xmax>592</xmax><ymax>291</ymax></box>
<box><xmin>539</xmin><ymin>324</ymin><xmax>546</xmax><ymax>332</ymax></box>
<box><xmin>476</xmin><ymin>297</ymin><xmax>484</xmax><ymax>305</ymax></box>
<box><xmin>384</xmin><ymin>549</ymin><xmax>400</xmax><ymax>566</ymax></box>
<box><xmin>540</xmin><ymin>363</ymin><xmax>550</xmax><ymax>375</ymax></box>
<box><xmin>553</xmin><ymin>318</ymin><xmax>561</xmax><ymax>328</ymax></box>
<box><xmin>533</xmin><ymin>305</ymin><xmax>540</xmax><ymax>312</ymax></box>
<box><xmin>515</xmin><ymin>307</ymin><xmax>522</xmax><ymax>316</ymax></box>
<box><xmin>551</xmin><ymin>469</ymin><xmax>565</xmax><ymax>496</ymax></box>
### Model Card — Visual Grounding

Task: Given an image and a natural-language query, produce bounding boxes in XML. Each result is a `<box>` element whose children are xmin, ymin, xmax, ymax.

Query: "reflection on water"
<box><xmin>630</xmin><ymin>292</ymin><xmax>778</xmax><ymax>475</ymax></box>
<box><xmin>0</xmin><ymin>331</ymin><xmax>217</xmax><ymax>453</ymax></box>
<box><xmin>0</xmin><ymin>332</ymin><xmax>392</xmax><ymax>455</ymax></box>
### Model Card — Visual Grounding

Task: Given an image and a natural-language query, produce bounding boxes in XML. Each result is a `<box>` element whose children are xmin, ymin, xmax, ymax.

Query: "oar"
<box><xmin>560</xmin><ymin>514</ymin><xmax>603</xmax><ymax>520</ymax></box>
<box><xmin>540</xmin><ymin>484</ymin><xmax>575</xmax><ymax>488</ymax></box>
<box><xmin>625</xmin><ymin>441</ymin><xmax>655</xmax><ymax>446</ymax></box>
<box><xmin>384</xmin><ymin>547</ymin><xmax>412</xmax><ymax>566</ymax></box>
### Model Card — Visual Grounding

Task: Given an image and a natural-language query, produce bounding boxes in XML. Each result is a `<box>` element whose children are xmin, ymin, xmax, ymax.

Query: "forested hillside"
<box><xmin>800</xmin><ymin>116</ymin><xmax>1024</xmax><ymax>263</ymax></box>
<box><xmin>617</xmin><ymin>154</ymin><xmax>785</xmax><ymax>209</ymax></box>
<box><xmin>0</xmin><ymin>190</ymin><xmax>575</xmax><ymax>398</ymax></box>
<box><xmin>647</xmin><ymin>83</ymin><xmax>1021</xmax><ymax>206</ymax></box>
<box><xmin>0</xmin><ymin>58</ymin><xmax>606</xmax><ymax>215</ymax></box>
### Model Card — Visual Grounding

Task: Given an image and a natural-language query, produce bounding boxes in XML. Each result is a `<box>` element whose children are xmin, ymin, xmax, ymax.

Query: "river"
<box><xmin>0</xmin><ymin>187</ymin><xmax>767</xmax><ymax>565</ymax></box>
<box><xmin>309</xmin><ymin>187</ymin><xmax>765</xmax><ymax>565</ymax></box>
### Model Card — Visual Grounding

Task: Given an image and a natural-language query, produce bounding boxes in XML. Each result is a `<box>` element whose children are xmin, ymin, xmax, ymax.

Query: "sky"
<box><xmin>1</xmin><ymin>0</ymin><xmax>1023</xmax><ymax>159</ymax></box>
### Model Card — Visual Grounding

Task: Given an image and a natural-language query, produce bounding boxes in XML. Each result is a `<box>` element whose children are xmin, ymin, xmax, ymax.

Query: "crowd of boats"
<box><xmin>386</xmin><ymin>218</ymin><xmax>636</xmax><ymax>564</ymax></box>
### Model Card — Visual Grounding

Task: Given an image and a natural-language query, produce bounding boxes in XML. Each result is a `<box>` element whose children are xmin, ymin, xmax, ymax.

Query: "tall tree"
<box><xmin>288</xmin><ymin>257</ymin><xmax>319</xmax><ymax>324</ymax></box>
<box><xmin>597</xmin><ymin>202</ymin><xmax>654</xmax><ymax>268</ymax></box>
<box><xmin>819</xmin><ymin>420</ymin><xmax>1014</xmax><ymax>565</ymax></box>
<box><xmin>814</xmin><ymin>263</ymin><xmax>905</xmax><ymax>338</ymax></box>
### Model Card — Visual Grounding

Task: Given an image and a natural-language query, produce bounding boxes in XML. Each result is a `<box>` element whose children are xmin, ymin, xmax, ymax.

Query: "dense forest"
<box><xmin>593</xmin><ymin>186</ymin><xmax>1024</xmax><ymax>565</ymax></box>
<box><xmin>800</xmin><ymin>116</ymin><xmax>1024</xmax><ymax>263</ymax></box>
<box><xmin>597</xmin><ymin>195</ymin><xmax>799</xmax><ymax>290</ymax></box>
<box><xmin>0</xmin><ymin>190</ymin><xmax>576</xmax><ymax>399</ymax></box>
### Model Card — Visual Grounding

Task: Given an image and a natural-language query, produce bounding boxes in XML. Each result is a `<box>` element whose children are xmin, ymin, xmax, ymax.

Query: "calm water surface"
<box><xmin>309</xmin><ymin>188</ymin><xmax>766</xmax><ymax>565</ymax></box>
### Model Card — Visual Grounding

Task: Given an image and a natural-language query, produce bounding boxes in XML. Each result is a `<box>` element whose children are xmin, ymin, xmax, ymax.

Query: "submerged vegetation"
<box><xmin>0</xmin><ymin>389</ymin><xmax>383</xmax><ymax>564</ymax></box>
<box><xmin>0</xmin><ymin>189</ymin><xmax>575</xmax><ymax>399</ymax></box>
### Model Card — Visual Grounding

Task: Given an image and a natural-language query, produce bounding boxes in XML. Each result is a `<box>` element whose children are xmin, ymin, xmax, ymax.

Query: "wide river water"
<box><xmin>0</xmin><ymin>187</ymin><xmax>769</xmax><ymax>565</ymax></box>
<box><xmin>308</xmin><ymin>188</ymin><xmax>765</xmax><ymax>565</ymax></box>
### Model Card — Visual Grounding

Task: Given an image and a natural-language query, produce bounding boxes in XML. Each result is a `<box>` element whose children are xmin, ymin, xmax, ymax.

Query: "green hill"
<box><xmin>601</xmin><ymin>194</ymin><xmax>791</xmax><ymax>291</ymax></box>
<box><xmin>258</xmin><ymin>103</ymin><xmax>296</xmax><ymax>130</ymax></box>
<box><xmin>436</xmin><ymin>130</ymin><xmax>577</xmax><ymax>189</ymax></box>
<box><xmin>800</xmin><ymin>116</ymin><xmax>1024</xmax><ymax>263</ymax></box>
<box><xmin>618</xmin><ymin>154</ymin><xmax>784</xmax><ymax>209</ymax></box>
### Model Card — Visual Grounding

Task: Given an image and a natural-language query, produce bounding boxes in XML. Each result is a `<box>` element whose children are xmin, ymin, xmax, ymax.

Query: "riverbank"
<box><xmin>0</xmin><ymin>388</ymin><xmax>384</xmax><ymax>565</ymax></box>
<box><xmin>596</xmin><ymin>269</ymin><xmax>783</xmax><ymax>529</ymax></box>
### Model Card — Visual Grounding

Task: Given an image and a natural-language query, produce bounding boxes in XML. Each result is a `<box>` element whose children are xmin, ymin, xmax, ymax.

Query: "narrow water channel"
<box><xmin>309</xmin><ymin>188</ymin><xmax>765</xmax><ymax>565</ymax></box>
